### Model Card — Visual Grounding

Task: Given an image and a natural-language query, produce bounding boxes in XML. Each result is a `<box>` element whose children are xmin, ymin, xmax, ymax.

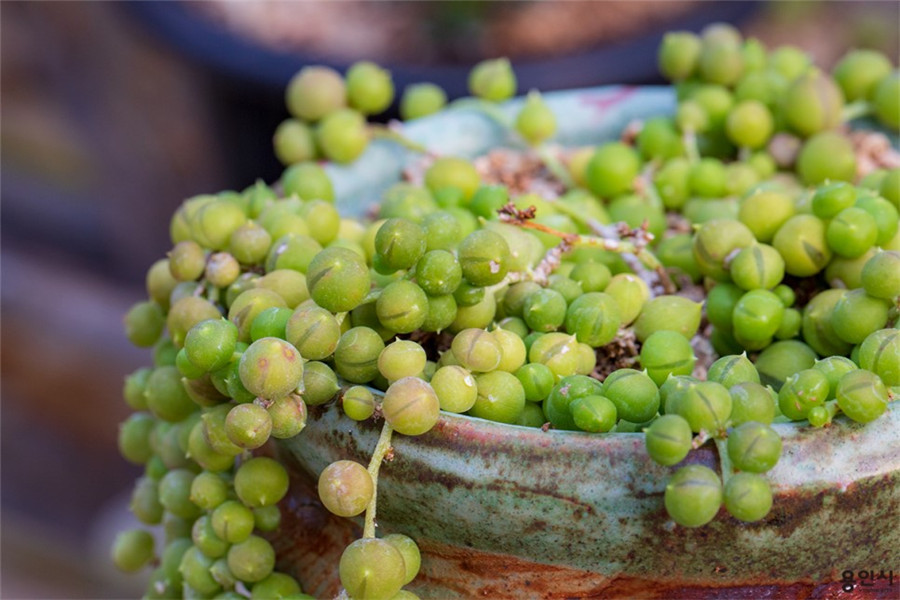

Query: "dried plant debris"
<box><xmin>691</xmin><ymin>325</ymin><xmax>717</xmax><ymax>382</ymax></box>
<box><xmin>850</xmin><ymin>129</ymin><xmax>900</xmax><ymax>176</ymax></box>
<box><xmin>592</xmin><ymin>329</ymin><xmax>641</xmax><ymax>382</ymax></box>
<box><xmin>474</xmin><ymin>149</ymin><xmax>567</xmax><ymax>198</ymax></box>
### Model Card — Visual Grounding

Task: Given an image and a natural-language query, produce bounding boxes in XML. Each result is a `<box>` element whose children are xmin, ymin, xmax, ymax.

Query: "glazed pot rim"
<box><xmin>292</xmin><ymin>396</ymin><xmax>899</xmax><ymax>502</ymax></box>
<box><xmin>352</xmin><ymin>383</ymin><xmax>900</xmax><ymax>442</ymax></box>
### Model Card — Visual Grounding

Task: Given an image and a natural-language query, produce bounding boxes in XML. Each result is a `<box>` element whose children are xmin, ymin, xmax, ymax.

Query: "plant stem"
<box><xmin>369</xmin><ymin>124</ymin><xmax>430</xmax><ymax>154</ymax></box>
<box><xmin>363</xmin><ymin>421</ymin><xmax>394</xmax><ymax>539</ymax></box>
<box><xmin>512</xmin><ymin>217</ymin><xmax>641</xmax><ymax>254</ymax></box>
<box><xmin>842</xmin><ymin>100</ymin><xmax>872</xmax><ymax>123</ymax></box>
<box><xmin>548</xmin><ymin>200</ymin><xmax>601</xmax><ymax>231</ymax></box>
<box><xmin>683</xmin><ymin>129</ymin><xmax>700</xmax><ymax>164</ymax></box>
<box><xmin>822</xmin><ymin>400</ymin><xmax>841</xmax><ymax>425</ymax></box>
<box><xmin>234</xmin><ymin>581</ymin><xmax>252</xmax><ymax>598</ymax></box>
<box><xmin>447</xmin><ymin>97</ymin><xmax>513</xmax><ymax>129</ymax></box>
<box><xmin>499</xmin><ymin>205</ymin><xmax>673</xmax><ymax>292</ymax></box>
<box><xmin>561</xmin><ymin>227</ymin><xmax>654</xmax><ymax>266</ymax></box>
<box><xmin>535</xmin><ymin>145</ymin><xmax>577</xmax><ymax>189</ymax></box>
<box><xmin>637</xmin><ymin>167</ymin><xmax>664</xmax><ymax>207</ymax></box>
<box><xmin>485</xmin><ymin>273</ymin><xmax>520</xmax><ymax>295</ymax></box>
<box><xmin>691</xmin><ymin>430</ymin><xmax>711</xmax><ymax>449</ymax></box>
<box><xmin>714</xmin><ymin>437</ymin><xmax>734</xmax><ymax>487</ymax></box>
<box><xmin>361</xmin><ymin>288</ymin><xmax>382</xmax><ymax>304</ymax></box>
<box><xmin>528</xmin><ymin>202</ymin><xmax>676</xmax><ymax>293</ymax></box>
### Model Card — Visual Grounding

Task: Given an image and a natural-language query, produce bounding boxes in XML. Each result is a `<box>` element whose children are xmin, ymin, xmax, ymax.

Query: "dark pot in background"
<box><xmin>122</xmin><ymin>1</ymin><xmax>759</xmax><ymax>188</ymax></box>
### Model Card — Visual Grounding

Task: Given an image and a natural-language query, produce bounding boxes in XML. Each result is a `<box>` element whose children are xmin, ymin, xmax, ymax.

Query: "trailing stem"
<box><xmin>447</xmin><ymin>97</ymin><xmax>513</xmax><ymax>130</ymax></box>
<box><xmin>498</xmin><ymin>202</ymin><xmax>675</xmax><ymax>293</ymax></box>
<box><xmin>363</xmin><ymin>421</ymin><xmax>394</xmax><ymax>539</ymax></box>
<box><xmin>714</xmin><ymin>437</ymin><xmax>734</xmax><ymax>488</ymax></box>
<box><xmin>682</xmin><ymin>129</ymin><xmax>700</xmax><ymax>164</ymax></box>
<box><xmin>841</xmin><ymin>100</ymin><xmax>872</xmax><ymax>123</ymax></box>
<box><xmin>535</xmin><ymin>145</ymin><xmax>577</xmax><ymax>189</ymax></box>
<box><xmin>369</xmin><ymin>123</ymin><xmax>431</xmax><ymax>154</ymax></box>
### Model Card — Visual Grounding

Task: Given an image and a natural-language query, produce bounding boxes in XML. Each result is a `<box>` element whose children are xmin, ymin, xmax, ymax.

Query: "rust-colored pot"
<box><xmin>271</xmin><ymin>403</ymin><xmax>900</xmax><ymax>599</ymax></box>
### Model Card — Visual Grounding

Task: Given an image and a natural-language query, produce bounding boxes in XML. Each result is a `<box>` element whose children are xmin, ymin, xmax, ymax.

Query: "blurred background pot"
<box><xmin>126</xmin><ymin>1</ymin><xmax>759</xmax><ymax>92</ymax></box>
<box><xmin>124</xmin><ymin>1</ymin><xmax>759</xmax><ymax>187</ymax></box>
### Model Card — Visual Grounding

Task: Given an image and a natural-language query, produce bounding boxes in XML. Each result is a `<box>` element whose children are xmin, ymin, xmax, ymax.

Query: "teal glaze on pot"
<box><xmin>325</xmin><ymin>86</ymin><xmax>675</xmax><ymax>218</ymax></box>
<box><xmin>274</xmin><ymin>402</ymin><xmax>900</xmax><ymax>598</ymax></box>
<box><xmin>322</xmin><ymin>85</ymin><xmax>895</xmax><ymax>220</ymax></box>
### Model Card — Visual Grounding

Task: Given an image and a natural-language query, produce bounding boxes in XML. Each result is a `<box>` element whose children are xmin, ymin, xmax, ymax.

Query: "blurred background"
<box><xmin>1</xmin><ymin>1</ymin><xmax>898</xmax><ymax>597</ymax></box>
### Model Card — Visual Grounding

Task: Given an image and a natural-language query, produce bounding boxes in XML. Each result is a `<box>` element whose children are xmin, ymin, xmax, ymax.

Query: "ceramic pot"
<box><xmin>125</xmin><ymin>3</ymin><xmax>759</xmax><ymax>96</ymax></box>
<box><xmin>262</xmin><ymin>86</ymin><xmax>898</xmax><ymax>598</ymax></box>
<box><xmin>272</xmin><ymin>403</ymin><xmax>900</xmax><ymax>598</ymax></box>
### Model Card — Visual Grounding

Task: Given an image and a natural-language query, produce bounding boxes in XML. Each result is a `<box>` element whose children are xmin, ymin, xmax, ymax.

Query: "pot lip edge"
<box><xmin>299</xmin><ymin>398</ymin><xmax>900</xmax><ymax>450</ymax></box>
